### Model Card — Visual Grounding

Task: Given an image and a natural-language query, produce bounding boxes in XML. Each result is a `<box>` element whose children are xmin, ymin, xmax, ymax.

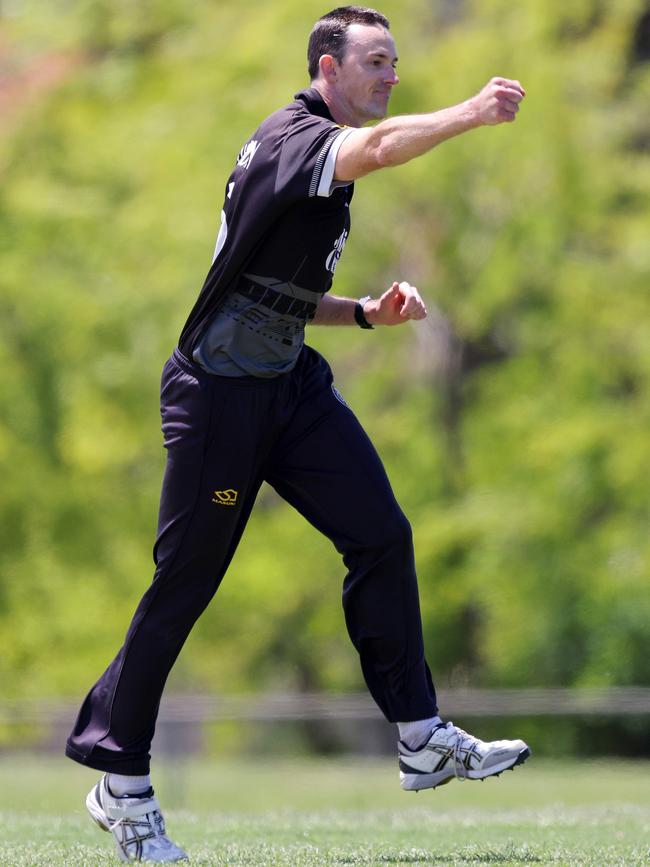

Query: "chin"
<box><xmin>363</xmin><ymin>101</ymin><xmax>388</xmax><ymax>121</ymax></box>
<box><xmin>372</xmin><ymin>97</ymin><xmax>391</xmax><ymax>118</ymax></box>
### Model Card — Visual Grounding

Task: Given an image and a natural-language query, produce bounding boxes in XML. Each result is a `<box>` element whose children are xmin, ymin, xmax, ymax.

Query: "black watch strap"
<box><xmin>355</xmin><ymin>295</ymin><xmax>374</xmax><ymax>329</ymax></box>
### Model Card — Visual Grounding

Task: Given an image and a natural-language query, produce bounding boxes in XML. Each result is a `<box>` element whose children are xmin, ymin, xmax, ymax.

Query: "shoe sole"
<box><xmin>400</xmin><ymin>746</ymin><xmax>532</xmax><ymax>791</ymax></box>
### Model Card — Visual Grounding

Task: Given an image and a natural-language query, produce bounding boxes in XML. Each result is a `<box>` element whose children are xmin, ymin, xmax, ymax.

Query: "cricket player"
<box><xmin>67</xmin><ymin>7</ymin><xmax>530</xmax><ymax>861</ymax></box>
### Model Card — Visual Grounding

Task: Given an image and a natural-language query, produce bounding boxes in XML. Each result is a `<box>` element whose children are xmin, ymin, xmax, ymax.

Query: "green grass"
<box><xmin>0</xmin><ymin>755</ymin><xmax>648</xmax><ymax>865</ymax></box>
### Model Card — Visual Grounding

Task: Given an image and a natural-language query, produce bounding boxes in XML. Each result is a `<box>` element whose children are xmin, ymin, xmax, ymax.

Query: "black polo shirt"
<box><xmin>178</xmin><ymin>88</ymin><xmax>355</xmax><ymax>363</ymax></box>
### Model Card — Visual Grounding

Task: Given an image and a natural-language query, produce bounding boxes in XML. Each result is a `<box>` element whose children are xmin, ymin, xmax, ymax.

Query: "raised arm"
<box><xmin>334</xmin><ymin>77</ymin><xmax>526</xmax><ymax>182</ymax></box>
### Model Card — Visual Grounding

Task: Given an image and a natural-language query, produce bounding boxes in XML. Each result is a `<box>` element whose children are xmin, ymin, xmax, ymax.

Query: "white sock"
<box><xmin>108</xmin><ymin>773</ymin><xmax>152</xmax><ymax>797</ymax></box>
<box><xmin>398</xmin><ymin>715</ymin><xmax>443</xmax><ymax>749</ymax></box>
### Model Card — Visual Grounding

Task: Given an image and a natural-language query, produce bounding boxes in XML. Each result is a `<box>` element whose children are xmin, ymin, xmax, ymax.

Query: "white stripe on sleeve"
<box><xmin>316</xmin><ymin>127</ymin><xmax>356</xmax><ymax>198</ymax></box>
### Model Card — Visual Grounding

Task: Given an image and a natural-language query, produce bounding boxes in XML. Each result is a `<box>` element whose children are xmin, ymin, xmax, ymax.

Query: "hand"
<box><xmin>364</xmin><ymin>281</ymin><xmax>428</xmax><ymax>327</ymax></box>
<box><xmin>472</xmin><ymin>77</ymin><xmax>526</xmax><ymax>125</ymax></box>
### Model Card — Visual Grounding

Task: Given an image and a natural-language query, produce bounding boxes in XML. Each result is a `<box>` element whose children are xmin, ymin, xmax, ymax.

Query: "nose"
<box><xmin>386</xmin><ymin>67</ymin><xmax>399</xmax><ymax>86</ymax></box>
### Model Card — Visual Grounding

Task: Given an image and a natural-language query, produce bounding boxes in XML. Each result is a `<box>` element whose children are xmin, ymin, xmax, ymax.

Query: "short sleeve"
<box><xmin>315</xmin><ymin>127</ymin><xmax>356</xmax><ymax>197</ymax></box>
<box><xmin>275</xmin><ymin>115</ymin><xmax>353</xmax><ymax>202</ymax></box>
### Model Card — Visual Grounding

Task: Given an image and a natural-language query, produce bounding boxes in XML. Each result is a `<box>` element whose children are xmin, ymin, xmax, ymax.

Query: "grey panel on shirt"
<box><xmin>193</xmin><ymin>274</ymin><xmax>323</xmax><ymax>378</ymax></box>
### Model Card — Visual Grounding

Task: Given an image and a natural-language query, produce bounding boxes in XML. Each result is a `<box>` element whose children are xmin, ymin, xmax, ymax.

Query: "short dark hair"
<box><xmin>308</xmin><ymin>6</ymin><xmax>390</xmax><ymax>81</ymax></box>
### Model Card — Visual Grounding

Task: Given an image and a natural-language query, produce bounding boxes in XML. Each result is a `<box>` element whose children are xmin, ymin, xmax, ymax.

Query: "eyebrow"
<box><xmin>368</xmin><ymin>51</ymin><xmax>399</xmax><ymax>62</ymax></box>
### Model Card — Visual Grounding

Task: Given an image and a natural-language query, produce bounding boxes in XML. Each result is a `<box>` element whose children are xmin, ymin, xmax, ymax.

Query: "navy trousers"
<box><xmin>66</xmin><ymin>345</ymin><xmax>437</xmax><ymax>774</ymax></box>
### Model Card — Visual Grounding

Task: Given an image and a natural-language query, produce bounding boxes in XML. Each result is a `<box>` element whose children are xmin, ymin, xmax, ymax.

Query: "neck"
<box><xmin>310</xmin><ymin>82</ymin><xmax>363</xmax><ymax>128</ymax></box>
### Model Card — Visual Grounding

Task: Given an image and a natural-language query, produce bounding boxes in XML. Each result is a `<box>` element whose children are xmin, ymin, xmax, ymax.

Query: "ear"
<box><xmin>318</xmin><ymin>54</ymin><xmax>338</xmax><ymax>83</ymax></box>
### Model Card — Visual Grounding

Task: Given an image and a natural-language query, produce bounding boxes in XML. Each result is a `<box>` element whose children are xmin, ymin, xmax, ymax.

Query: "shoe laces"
<box><xmin>447</xmin><ymin>722</ymin><xmax>480</xmax><ymax>781</ymax></box>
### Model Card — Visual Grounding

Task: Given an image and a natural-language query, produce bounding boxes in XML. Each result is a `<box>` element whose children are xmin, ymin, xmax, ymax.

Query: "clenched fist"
<box><xmin>364</xmin><ymin>281</ymin><xmax>427</xmax><ymax>327</ymax></box>
<box><xmin>472</xmin><ymin>77</ymin><xmax>526</xmax><ymax>125</ymax></box>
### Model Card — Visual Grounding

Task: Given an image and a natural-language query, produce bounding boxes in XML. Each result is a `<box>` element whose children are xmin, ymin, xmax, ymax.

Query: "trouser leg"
<box><xmin>266</xmin><ymin>348</ymin><xmax>437</xmax><ymax>722</ymax></box>
<box><xmin>66</xmin><ymin>351</ymin><xmax>271</xmax><ymax>774</ymax></box>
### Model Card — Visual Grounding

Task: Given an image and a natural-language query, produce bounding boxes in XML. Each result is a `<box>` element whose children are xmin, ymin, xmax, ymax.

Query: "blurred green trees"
<box><xmin>1</xmin><ymin>0</ymin><xmax>649</xmax><ymax>709</ymax></box>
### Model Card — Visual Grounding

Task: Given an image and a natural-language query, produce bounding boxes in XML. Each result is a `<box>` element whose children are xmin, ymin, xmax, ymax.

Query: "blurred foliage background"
<box><xmin>1</xmin><ymin>0</ymin><xmax>649</xmax><ymax>751</ymax></box>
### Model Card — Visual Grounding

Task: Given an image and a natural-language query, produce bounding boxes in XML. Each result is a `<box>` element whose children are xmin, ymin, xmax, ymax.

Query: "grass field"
<box><xmin>0</xmin><ymin>755</ymin><xmax>648</xmax><ymax>865</ymax></box>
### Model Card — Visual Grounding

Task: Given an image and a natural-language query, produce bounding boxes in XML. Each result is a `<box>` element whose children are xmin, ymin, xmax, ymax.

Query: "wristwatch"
<box><xmin>355</xmin><ymin>295</ymin><xmax>374</xmax><ymax>329</ymax></box>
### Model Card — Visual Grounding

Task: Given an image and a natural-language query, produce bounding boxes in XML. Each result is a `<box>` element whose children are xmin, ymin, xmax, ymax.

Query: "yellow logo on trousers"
<box><xmin>212</xmin><ymin>489</ymin><xmax>238</xmax><ymax>506</ymax></box>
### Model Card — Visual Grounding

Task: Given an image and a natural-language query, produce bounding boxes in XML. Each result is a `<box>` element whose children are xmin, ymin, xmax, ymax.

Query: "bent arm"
<box><xmin>335</xmin><ymin>77</ymin><xmax>525</xmax><ymax>181</ymax></box>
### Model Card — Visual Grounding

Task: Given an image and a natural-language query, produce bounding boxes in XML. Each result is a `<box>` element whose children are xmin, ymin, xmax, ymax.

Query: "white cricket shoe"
<box><xmin>86</xmin><ymin>775</ymin><xmax>188</xmax><ymax>862</ymax></box>
<box><xmin>399</xmin><ymin>721</ymin><xmax>531</xmax><ymax>791</ymax></box>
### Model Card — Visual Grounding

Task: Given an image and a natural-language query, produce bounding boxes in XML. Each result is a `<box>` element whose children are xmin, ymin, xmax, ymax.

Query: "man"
<box><xmin>67</xmin><ymin>7</ymin><xmax>529</xmax><ymax>862</ymax></box>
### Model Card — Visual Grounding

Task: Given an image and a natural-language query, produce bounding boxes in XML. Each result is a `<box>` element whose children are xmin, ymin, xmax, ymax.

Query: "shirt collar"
<box><xmin>293</xmin><ymin>87</ymin><xmax>335</xmax><ymax>122</ymax></box>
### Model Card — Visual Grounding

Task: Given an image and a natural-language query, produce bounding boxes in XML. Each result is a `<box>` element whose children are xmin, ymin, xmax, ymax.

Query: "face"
<box><xmin>331</xmin><ymin>24</ymin><xmax>399</xmax><ymax>126</ymax></box>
